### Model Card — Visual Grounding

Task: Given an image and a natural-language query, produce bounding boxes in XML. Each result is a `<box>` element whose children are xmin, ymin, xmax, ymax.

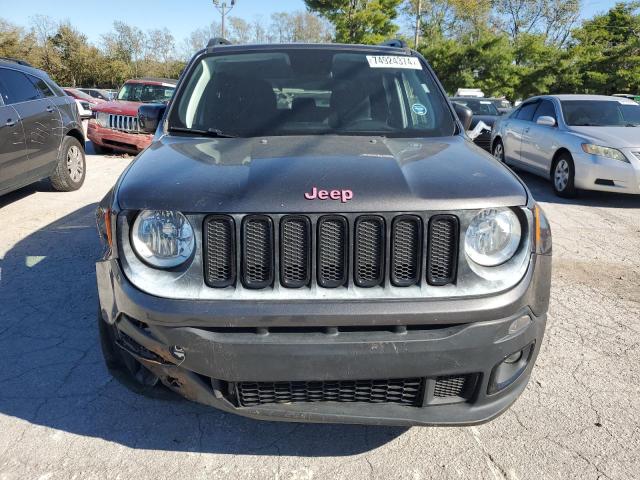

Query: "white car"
<box><xmin>73</xmin><ymin>98</ymin><xmax>93</xmax><ymax>119</ymax></box>
<box><xmin>491</xmin><ymin>94</ymin><xmax>640</xmax><ymax>197</ymax></box>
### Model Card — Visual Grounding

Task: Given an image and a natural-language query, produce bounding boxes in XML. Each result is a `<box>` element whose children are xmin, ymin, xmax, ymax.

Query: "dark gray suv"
<box><xmin>96</xmin><ymin>41</ymin><xmax>552</xmax><ymax>426</ymax></box>
<box><xmin>0</xmin><ymin>58</ymin><xmax>86</xmax><ymax>196</ymax></box>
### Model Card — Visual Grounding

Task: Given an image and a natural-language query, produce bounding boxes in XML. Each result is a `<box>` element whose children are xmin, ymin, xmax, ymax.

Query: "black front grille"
<box><xmin>354</xmin><ymin>216</ymin><xmax>385</xmax><ymax>287</ymax></box>
<box><xmin>203</xmin><ymin>215</ymin><xmax>235</xmax><ymax>287</ymax></box>
<box><xmin>280</xmin><ymin>216</ymin><xmax>311</xmax><ymax>288</ymax></box>
<box><xmin>390</xmin><ymin>216</ymin><xmax>422</xmax><ymax>286</ymax></box>
<box><xmin>317</xmin><ymin>216</ymin><xmax>348</xmax><ymax>288</ymax></box>
<box><xmin>236</xmin><ymin>378</ymin><xmax>424</xmax><ymax>407</ymax></box>
<box><xmin>203</xmin><ymin>213</ymin><xmax>459</xmax><ymax>290</ymax></box>
<box><xmin>242</xmin><ymin>216</ymin><xmax>274</xmax><ymax>289</ymax></box>
<box><xmin>427</xmin><ymin>215</ymin><xmax>459</xmax><ymax>286</ymax></box>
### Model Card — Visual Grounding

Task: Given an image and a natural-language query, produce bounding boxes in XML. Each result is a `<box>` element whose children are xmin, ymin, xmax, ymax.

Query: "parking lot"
<box><xmin>0</xmin><ymin>147</ymin><xmax>638</xmax><ymax>480</ymax></box>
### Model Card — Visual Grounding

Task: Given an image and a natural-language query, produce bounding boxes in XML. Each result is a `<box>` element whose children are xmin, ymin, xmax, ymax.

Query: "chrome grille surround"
<box><xmin>108</xmin><ymin>114</ymin><xmax>139</xmax><ymax>132</ymax></box>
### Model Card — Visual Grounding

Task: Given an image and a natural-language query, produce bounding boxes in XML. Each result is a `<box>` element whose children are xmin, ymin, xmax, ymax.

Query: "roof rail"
<box><xmin>0</xmin><ymin>57</ymin><xmax>33</xmax><ymax>67</ymax></box>
<box><xmin>379</xmin><ymin>39</ymin><xmax>408</xmax><ymax>49</ymax></box>
<box><xmin>207</xmin><ymin>37</ymin><xmax>232</xmax><ymax>48</ymax></box>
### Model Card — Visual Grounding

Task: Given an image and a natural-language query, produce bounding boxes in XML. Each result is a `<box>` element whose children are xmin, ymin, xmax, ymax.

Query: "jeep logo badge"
<box><xmin>304</xmin><ymin>187</ymin><xmax>353</xmax><ymax>203</ymax></box>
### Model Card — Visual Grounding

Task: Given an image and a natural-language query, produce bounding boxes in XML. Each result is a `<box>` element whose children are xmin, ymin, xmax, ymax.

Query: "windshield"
<box><xmin>169</xmin><ymin>49</ymin><xmax>456</xmax><ymax>138</ymax></box>
<box><xmin>117</xmin><ymin>82</ymin><xmax>175</xmax><ymax>103</ymax></box>
<box><xmin>561</xmin><ymin>100</ymin><xmax>640</xmax><ymax>126</ymax></box>
<box><xmin>452</xmin><ymin>99</ymin><xmax>499</xmax><ymax>116</ymax></box>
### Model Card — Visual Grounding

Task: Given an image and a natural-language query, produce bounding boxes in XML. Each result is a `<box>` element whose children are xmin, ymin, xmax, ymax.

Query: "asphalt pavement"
<box><xmin>0</xmin><ymin>147</ymin><xmax>638</xmax><ymax>479</ymax></box>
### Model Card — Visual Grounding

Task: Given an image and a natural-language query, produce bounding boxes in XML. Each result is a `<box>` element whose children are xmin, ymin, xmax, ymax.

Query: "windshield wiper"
<box><xmin>624</xmin><ymin>123</ymin><xmax>640</xmax><ymax>127</ymax></box>
<box><xmin>169</xmin><ymin>126</ymin><xmax>238</xmax><ymax>138</ymax></box>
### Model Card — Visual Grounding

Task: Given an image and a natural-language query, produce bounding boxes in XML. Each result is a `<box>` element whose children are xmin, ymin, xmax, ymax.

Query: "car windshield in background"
<box><xmin>117</xmin><ymin>83</ymin><xmax>175</xmax><ymax>103</ymax></box>
<box><xmin>169</xmin><ymin>49</ymin><xmax>456</xmax><ymax>138</ymax></box>
<box><xmin>561</xmin><ymin>100</ymin><xmax>640</xmax><ymax>126</ymax></box>
<box><xmin>452</xmin><ymin>99</ymin><xmax>499</xmax><ymax>116</ymax></box>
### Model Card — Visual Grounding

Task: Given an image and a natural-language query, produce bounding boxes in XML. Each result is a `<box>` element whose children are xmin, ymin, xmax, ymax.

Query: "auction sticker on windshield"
<box><xmin>366</xmin><ymin>56</ymin><xmax>422</xmax><ymax>69</ymax></box>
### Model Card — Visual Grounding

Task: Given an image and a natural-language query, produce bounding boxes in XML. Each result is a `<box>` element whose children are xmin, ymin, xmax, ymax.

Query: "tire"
<box><xmin>49</xmin><ymin>136</ymin><xmax>86</xmax><ymax>191</ymax></box>
<box><xmin>492</xmin><ymin>139</ymin><xmax>506</xmax><ymax>163</ymax></box>
<box><xmin>97</xmin><ymin>310</ymin><xmax>178</xmax><ymax>400</ymax></box>
<box><xmin>552</xmin><ymin>153</ymin><xmax>577</xmax><ymax>198</ymax></box>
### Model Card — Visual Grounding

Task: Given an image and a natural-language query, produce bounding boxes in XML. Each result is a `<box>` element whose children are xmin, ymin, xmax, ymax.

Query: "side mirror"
<box><xmin>138</xmin><ymin>103</ymin><xmax>166</xmax><ymax>134</ymax></box>
<box><xmin>453</xmin><ymin>102</ymin><xmax>473</xmax><ymax>131</ymax></box>
<box><xmin>536</xmin><ymin>115</ymin><xmax>556</xmax><ymax>127</ymax></box>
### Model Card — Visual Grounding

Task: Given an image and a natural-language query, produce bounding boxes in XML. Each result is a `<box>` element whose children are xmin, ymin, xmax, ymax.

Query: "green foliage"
<box><xmin>568</xmin><ymin>2</ymin><xmax>640</xmax><ymax>94</ymax></box>
<box><xmin>420</xmin><ymin>30</ymin><xmax>517</xmax><ymax>98</ymax></box>
<box><xmin>420</xmin><ymin>2</ymin><xmax>640</xmax><ymax>100</ymax></box>
<box><xmin>305</xmin><ymin>0</ymin><xmax>403</xmax><ymax>44</ymax></box>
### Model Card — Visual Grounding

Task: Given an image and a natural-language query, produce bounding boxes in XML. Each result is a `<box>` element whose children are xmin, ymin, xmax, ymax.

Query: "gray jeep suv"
<box><xmin>96</xmin><ymin>41</ymin><xmax>552</xmax><ymax>426</ymax></box>
<box><xmin>0</xmin><ymin>58</ymin><xmax>86</xmax><ymax>196</ymax></box>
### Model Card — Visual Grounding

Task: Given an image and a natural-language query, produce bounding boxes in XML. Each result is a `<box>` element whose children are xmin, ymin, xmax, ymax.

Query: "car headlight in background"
<box><xmin>131</xmin><ymin>210</ymin><xmax>194</xmax><ymax>268</ymax></box>
<box><xmin>581</xmin><ymin>144</ymin><xmax>628</xmax><ymax>162</ymax></box>
<box><xmin>464</xmin><ymin>208</ymin><xmax>522</xmax><ymax>266</ymax></box>
<box><xmin>95</xmin><ymin>111</ymin><xmax>109</xmax><ymax>127</ymax></box>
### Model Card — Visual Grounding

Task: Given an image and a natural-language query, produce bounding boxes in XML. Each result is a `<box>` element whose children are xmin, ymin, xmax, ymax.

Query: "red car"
<box><xmin>87</xmin><ymin>78</ymin><xmax>177</xmax><ymax>154</ymax></box>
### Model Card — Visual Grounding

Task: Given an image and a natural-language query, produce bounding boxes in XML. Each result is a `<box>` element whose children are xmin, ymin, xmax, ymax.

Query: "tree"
<box><xmin>305</xmin><ymin>0</ymin><xmax>403</xmax><ymax>44</ymax></box>
<box><xmin>180</xmin><ymin>21</ymin><xmax>222</xmax><ymax>59</ymax></box>
<box><xmin>49</xmin><ymin>23</ymin><xmax>96</xmax><ymax>86</ymax></box>
<box><xmin>0</xmin><ymin>19</ymin><xmax>36</xmax><ymax>61</ymax></box>
<box><xmin>102</xmin><ymin>21</ymin><xmax>145</xmax><ymax>77</ymax></box>
<box><xmin>228</xmin><ymin>17</ymin><xmax>252</xmax><ymax>43</ymax></box>
<box><xmin>494</xmin><ymin>0</ymin><xmax>580</xmax><ymax>45</ymax></box>
<box><xmin>421</xmin><ymin>30</ymin><xmax>517</xmax><ymax>98</ymax></box>
<box><xmin>568</xmin><ymin>2</ymin><xmax>640</xmax><ymax>94</ymax></box>
<box><xmin>146</xmin><ymin>28</ymin><xmax>176</xmax><ymax>76</ymax></box>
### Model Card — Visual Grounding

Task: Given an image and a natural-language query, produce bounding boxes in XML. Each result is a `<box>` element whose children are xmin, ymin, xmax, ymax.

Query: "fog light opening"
<box><xmin>488</xmin><ymin>342</ymin><xmax>535</xmax><ymax>394</ymax></box>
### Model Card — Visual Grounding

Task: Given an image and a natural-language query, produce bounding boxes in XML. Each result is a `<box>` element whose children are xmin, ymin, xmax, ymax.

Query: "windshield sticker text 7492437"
<box><xmin>366</xmin><ymin>55</ymin><xmax>422</xmax><ymax>70</ymax></box>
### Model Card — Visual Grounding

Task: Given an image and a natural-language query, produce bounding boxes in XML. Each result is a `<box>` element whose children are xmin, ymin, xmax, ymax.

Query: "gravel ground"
<box><xmin>0</xmin><ymin>148</ymin><xmax>638</xmax><ymax>480</ymax></box>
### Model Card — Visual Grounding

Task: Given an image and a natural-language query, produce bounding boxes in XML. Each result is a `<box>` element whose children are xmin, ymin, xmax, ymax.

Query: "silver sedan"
<box><xmin>491</xmin><ymin>94</ymin><xmax>640</xmax><ymax>197</ymax></box>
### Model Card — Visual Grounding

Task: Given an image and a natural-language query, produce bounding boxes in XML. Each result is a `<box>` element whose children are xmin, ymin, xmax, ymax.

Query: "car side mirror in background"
<box><xmin>138</xmin><ymin>104</ymin><xmax>166</xmax><ymax>134</ymax></box>
<box><xmin>536</xmin><ymin>116</ymin><xmax>556</xmax><ymax>127</ymax></box>
<box><xmin>453</xmin><ymin>102</ymin><xmax>473</xmax><ymax>131</ymax></box>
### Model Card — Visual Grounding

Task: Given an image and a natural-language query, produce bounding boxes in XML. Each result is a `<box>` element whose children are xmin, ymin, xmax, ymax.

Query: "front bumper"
<box><xmin>572</xmin><ymin>149</ymin><xmax>640</xmax><ymax>194</ymax></box>
<box><xmin>87</xmin><ymin>121</ymin><xmax>152</xmax><ymax>154</ymax></box>
<box><xmin>97</xmin><ymin>254</ymin><xmax>551</xmax><ymax>426</ymax></box>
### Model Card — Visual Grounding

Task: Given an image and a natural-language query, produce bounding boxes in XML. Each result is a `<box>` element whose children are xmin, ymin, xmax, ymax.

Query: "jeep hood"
<box><xmin>116</xmin><ymin>135</ymin><xmax>527</xmax><ymax>212</ymax></box>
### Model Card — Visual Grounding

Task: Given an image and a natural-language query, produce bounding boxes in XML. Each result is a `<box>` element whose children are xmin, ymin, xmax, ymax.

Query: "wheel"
<box><xmin>97</xmin><ymin>310</ymin><xmax>178</xmax><ymax>399</ymax></box>
<box><xmin>552</xmin><ymin>153</ymin><xmax>577</xmax><ymax>197</ymax></box>
<box><xmin>492</xmin><ymin>140</ymin><xmax>506</xmax><ymax>163</ymax></box>
<box><xmin>49</xmin><ymin>136</ymin><xmax>86</xmax><ymax>191</ymax></box>
<box><xmin>92</xmin><ymin>143</ymin><xmax>112</xmax><ymax>155</ymax></box>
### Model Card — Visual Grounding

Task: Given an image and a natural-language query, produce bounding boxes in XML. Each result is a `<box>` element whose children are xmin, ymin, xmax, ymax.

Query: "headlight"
<box><xmin>581</xmin><ymin>144</ymin><xmax>628</xmax><ymax>162</ymax></box>
<box><xmin>465</xmin><ymin>208</ymin><xmax>521</xmax><ymax>266</ymax></box>
<box><xmin>131</xmin><ymin>210</ymin><xmax>194</xmax><ymax>268</ymax></box>
<box><xmin>95</xmin><ymin>111</ymin><xmax>109</xmax><ymax>127</ymax></box>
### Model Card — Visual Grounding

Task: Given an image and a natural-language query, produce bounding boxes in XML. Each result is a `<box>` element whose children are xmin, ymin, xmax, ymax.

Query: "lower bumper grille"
<box><xmin>237</xmin><ymin>378</ymin><xmax>424</xmax><ymax>407</ymax></box>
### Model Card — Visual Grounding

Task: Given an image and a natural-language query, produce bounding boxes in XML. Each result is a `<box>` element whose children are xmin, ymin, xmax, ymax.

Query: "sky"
<box><xmin>0</xmin><ymin>0</ymin><xmax>624</xmax><ymax>44</ymax></box>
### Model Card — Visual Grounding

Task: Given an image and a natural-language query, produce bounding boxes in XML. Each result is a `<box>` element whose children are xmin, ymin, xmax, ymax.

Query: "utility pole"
<box><xmin>414</xmin><ymin>0</ymin><xmax>422</xmax><ymax>49</ymax></box>
<box><xmin>212</xmin><ymin>0</ymin><xmax>236</xmax><ymax>38</ymax></box>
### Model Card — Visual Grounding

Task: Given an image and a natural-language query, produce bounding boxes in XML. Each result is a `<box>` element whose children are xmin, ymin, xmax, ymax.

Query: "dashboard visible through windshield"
<box><xmin>169</xmin><ymin>49</ymin><xmax>457</xmax><ymax>138</ymax></box>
